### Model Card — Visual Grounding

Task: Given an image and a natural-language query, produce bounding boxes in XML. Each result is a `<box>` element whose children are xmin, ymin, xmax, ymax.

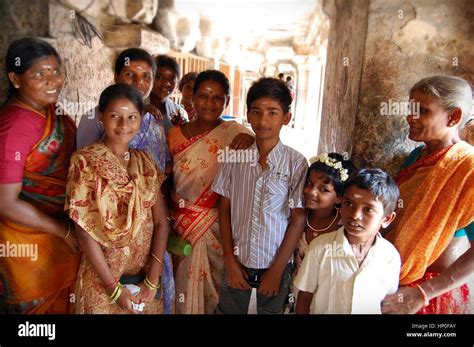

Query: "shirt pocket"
<box><xmin>264</xmin><ymin>173</ymin><xmax>290</xmax><ymax>213</ymax></box>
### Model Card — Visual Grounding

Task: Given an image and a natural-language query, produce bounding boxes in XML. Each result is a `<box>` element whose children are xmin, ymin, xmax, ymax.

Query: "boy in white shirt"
<box><xmin>294</xmin><ymin>168</ymin><xmax>401</xmax><ymax>314</ymax></box>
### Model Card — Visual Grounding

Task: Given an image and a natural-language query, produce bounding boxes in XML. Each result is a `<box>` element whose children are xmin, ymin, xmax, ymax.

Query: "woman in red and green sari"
<box><xmin>167</xmin><ymin>70</ymin><xmax>254</xmax><ymax>313</ymax></box>
<box><xmin>0</xmin><ymin>38</ymin><xmax>80</xmax><ymax>314</ymax></box>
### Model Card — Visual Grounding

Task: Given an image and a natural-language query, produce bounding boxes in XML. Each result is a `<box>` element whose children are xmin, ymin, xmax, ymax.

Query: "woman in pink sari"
<box><xmin>167</xmin><ymin>70</ymin><xmax>253</xmax><ymax>313</ymax></box>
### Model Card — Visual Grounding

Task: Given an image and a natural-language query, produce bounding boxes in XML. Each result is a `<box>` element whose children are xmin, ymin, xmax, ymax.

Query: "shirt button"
<box><xmin>254</xmin><ymin>217</ymin><xmax>258</xmax><ymax>222</ymax></box>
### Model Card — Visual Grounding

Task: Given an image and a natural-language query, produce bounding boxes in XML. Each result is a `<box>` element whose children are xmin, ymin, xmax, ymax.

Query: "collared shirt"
<box><xmin>294</xmin><ymin>226</ymin><xmax>401</xmax><ymax>314</ymax></box>
<box><xmin>212</xmin><ymin>140</ymin><xmax>308</xmax><ymax>269</ymax></box>
<box><xmin>76</xmin><ymin>103</ymin><xmax>184</xmax><ymax>171</ymax></box>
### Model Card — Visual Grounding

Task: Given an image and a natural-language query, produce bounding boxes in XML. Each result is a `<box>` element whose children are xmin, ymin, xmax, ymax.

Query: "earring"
<box><xmin>14</xmin><ymin>84</ymin><xmax>19</xmax><ymax>88</ymax></box>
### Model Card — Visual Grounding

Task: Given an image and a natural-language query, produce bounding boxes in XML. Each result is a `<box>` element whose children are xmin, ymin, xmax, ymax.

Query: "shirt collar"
<box><xmin>336</xmin><ymin>227</ymin><xmax>383</xmax><ymax>258</ymax></box>
<box><xmin>250</xmin><ymin>140</ymin><xmax>284</xmax><ymax>167</ymax></box>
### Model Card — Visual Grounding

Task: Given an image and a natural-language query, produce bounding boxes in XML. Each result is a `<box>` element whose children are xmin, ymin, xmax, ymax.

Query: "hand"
<box><xmin>116</xmin><ymin>287</ymin><xmax>142</xmax><ymax>314</ymax></box>
<box><xmin>145</xmin><ymin>104</ymin><xmax>163</xmax><ymax>121</ymax></box>
<box><xmin>258</xmin><ymin>268</ymin><xmax>281</xmax><ymax>297</ymax></box>
<box><xmin>229</xmin><ymin>133</ymin><xmax>255</xmax><ymax>150</ymax></box>
<box><xmin>225</xmin><ymin>256</ymin><xmax>251</xmax><ymax>290</ymax></box>
<box><xmin>137</xmin><ymin>282</ymin><xmax>158</xmax><ymax>303</ymax></box>
<box><xmin>381</xmin><ymin>286</ymin><xmax>425</xmax><ymax>314</ymax></box>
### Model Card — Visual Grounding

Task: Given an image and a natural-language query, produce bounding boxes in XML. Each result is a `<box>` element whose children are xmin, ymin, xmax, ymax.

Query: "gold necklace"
<box><xmin>306</xmin><ymin>210</ymin><xmax>339</xmax><ymax>237</ymax></box>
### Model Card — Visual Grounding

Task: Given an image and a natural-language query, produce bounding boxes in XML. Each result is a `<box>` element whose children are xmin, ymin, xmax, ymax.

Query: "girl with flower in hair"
<box><xmin>287</xmin><ymin>152</ymin><xmax>355</xmax><ymax>313</ymax></box>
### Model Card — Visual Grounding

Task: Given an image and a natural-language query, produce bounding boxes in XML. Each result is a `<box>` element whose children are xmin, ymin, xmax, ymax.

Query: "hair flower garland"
<box><xmin>309</xmin><ymin>153</ymin><xmax>349</xmax><ymax>181</ymax></box>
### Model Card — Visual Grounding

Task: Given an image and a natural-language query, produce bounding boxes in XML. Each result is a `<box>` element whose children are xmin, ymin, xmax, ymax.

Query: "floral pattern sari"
<box><xmin>167</xmin><ymin>121</ymin><xmax>251</xmax><ymax>314</ymax></box>
<box><xmin>65</xmin><ymin>142</ymin><xmax>164</xmax><ymax>314</ymax></box>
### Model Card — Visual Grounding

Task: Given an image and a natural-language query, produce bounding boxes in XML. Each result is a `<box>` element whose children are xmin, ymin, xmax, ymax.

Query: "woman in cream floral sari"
<box><xmin>168</xmin><ymin>70</ymin><xmax>253</xmax><ymax>314</ymax></box>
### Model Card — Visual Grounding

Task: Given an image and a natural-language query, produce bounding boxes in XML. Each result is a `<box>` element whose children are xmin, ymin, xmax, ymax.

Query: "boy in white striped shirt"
<box><xmin>212</xmin><ymin>78</ymin><xmax>308</xmax><ymax>314</ymax></box>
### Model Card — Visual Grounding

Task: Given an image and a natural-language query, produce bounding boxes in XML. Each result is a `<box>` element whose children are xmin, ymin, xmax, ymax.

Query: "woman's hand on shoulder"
<box><xmin>145</xmin><ymin>104</ymin><xmax>163</xmax><ymax>121</ymax></box>
<box><xmin>229</xmin><ymin>132</ymin><xmax>254</xmax><ymax>150</ymax></box>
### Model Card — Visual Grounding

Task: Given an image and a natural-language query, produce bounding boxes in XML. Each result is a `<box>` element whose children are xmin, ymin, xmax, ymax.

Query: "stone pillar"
<box><xmin>294</xmin><ymin>62</ymin><xmax>309</xmax><ymax>130</ymax></box>
<box><xmin>318</xmin><ymin>0</ymin><xmax>370</xmax><ymax>156</ymax></box>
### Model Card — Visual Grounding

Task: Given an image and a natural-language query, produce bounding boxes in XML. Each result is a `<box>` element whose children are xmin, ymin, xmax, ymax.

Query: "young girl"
<box><xmin>178</xmin><ymin>72</ymin><xmax>198</xmax><ymax>121</ymax></box>
<box><xmin>66</xmin><ymin>84</ymin><xmax>170</xmax><ymax>314</ymax></box>
<box><xmin>288</xmin><ymin>152</ymin><xmax>355</xmax><ymax>312</ymax></box>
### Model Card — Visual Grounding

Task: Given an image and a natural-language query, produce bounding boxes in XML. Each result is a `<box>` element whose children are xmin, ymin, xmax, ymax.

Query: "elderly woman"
<box><xmin>0</xmin><ymin>38</ymin><xmax>80</xmax><ymax>313</ymax></box>
<box><xmin>383</xmin><ymin>75</ymin><xmax>473</xmax><ymax>314</ymax></box>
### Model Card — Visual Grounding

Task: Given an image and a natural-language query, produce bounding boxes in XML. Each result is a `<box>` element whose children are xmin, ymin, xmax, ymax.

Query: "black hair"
<box><xmin>309</xmin><ymin>153</ymin><xmax>356</xmax><ymax>196</ymax></box>
<box><xmin>179</xmin><ymin>72</ymin><xmax>198</xmax><ymax>91</ymax></box>
<box><xmin>155</xmin><ymin>55</ymin><xmax>180</xmax><ymax>75</ymax></box>
<box><xmin>286</xmin><ymin>76</ymin><xmax>292</xmax><ymax>82</ymax></box>
<box><xmin>246</xmin><ymin>77</ymin><xmax>292</xmax><ymax>114</ymax></box>
<box><xmin>4</xmin><ymin>37</ymin><xmax>61</xmax><ymax>103</ymax></box>
<box><xmin>344</xmin><ymin>168</ymin><xmax>400</xmax><ymax>215</ymax></box>
<box><xmin>98</xmin><ymin>83</ymin><xmax>144</xmax><ymax>115</ymax></box>
<box><xmin>193</xmin><ymin>70</ymin><xmax>230</xmax><ymax>96</ymax></box>
<box><xmin>114</xmin><ymin>48</ymin><xmax>157</xmax><ymax>77</ymax></box>
<box><xmin>277</xmin><ymin>73</ymin><xmax>284</xmax><ymax>79</ymax></box>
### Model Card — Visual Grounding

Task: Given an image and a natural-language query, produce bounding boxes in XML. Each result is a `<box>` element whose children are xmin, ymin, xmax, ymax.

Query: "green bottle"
<box><xmin>167</xmin><ymin>233</ymin><xmax>192</xmax><ymax>256</ymax></box>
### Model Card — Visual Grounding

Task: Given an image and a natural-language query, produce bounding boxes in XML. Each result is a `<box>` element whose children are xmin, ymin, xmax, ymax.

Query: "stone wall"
<box><xmin>0</xmin><ymin>0</ymin><xmax>49</xmax><ymax>103</ymax></box>
<box><xmin>0</xmin><ymin>0</ymin><xmax>169</xmax><ymax>122</ymax></box>
<box><xmin>318</xmin><ymin>0</ymin><xmax>370</xmax><ymax>156</ymax></box>
<box><xmin>351</xmin><ymin>0</ymin><xmax>474</xmax><ymax>175</ymax></box>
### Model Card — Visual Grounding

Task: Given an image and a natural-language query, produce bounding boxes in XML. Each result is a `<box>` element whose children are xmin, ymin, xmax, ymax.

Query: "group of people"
<box><xmin>0</xmin><ymin>37</ymin><xmax>472</xmax><ymax>315</ymax></box>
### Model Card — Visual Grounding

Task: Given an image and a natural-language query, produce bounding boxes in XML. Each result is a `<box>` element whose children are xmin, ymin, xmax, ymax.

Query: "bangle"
<box><xmin>166</xmin><ymin>216</ymin><xmax>176</xmax><ymax>224</ymax></box>
<box><xmin>143</xmin><ymin>276</ymin><xmax>160</xmax><ymax>290</ymax></box>
<box><xmin>110</xmin><ymin>282</ymin><xmax>123</xmax><ymax>303</ymax></box>
<box><xmin>416</xmin><ymin>284</ymin><xmax>430</xmax><ymax>307</ymax></box>
<box><xmin>150</xmin><ymin>252</ymin><xmax>164</xmax><ymax>266</ymax></box>
<box><xmin>64</xmin><ymin>221</ymin><xmax>72</xmax><ymax>240</ymax></box>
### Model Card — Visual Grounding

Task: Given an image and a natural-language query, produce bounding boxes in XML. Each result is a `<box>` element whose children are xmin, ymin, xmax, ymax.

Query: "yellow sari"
<box><xmin>65</xmin><ymin>142</ymin><xmax>164</xmax><ymax>314</ymax></box>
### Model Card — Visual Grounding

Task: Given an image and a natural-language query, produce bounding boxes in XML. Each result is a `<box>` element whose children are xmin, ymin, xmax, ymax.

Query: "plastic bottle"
<box><xmin>167</xmin><ymin>233</ymin><xmax>192</xmax><ymax>256</ymax></box>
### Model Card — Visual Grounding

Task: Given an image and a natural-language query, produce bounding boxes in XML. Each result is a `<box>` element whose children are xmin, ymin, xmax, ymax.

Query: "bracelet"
<box><xmin>143</xmin><ymin>276</ymin><xmax>160</xmax><ymax>290</ymax></box>
<box><xmin>64</xmin><ymin>220</ymin><xmax>72</xmax><ymax>240</ymax></box>
<box><xmin>150</xmin><ymin>252</ymin><xmax>164</xmax><ymax>266</ymax></box>
<box><xmin>110</xmin><ymin>282</ymin><xmax>123</xmax><ymax>303</ymax></box>
<box><xmin>415</xmin><ymin>284</ymin><xmax>430</xmax><ymax>307</ymax></box>
<box><xmin>166</xmin><ymin>216</ymin><xmax>176</xmax><ymax>224</ymax></box>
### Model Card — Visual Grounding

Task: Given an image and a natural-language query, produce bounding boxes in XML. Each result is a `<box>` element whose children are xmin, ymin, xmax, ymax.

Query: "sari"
<box><xmin>65</xmin><ymin>142</ymin><xmax>164</xmax><ymax>314</ymax></box>
<box><xmin>0</xmin><ymin>103</ymin><xmax>80</xmax><ymax>314</ymax></box>
<box><xmin>167</xmin><ymin>121</ymin><xmax>251</xmax><ymax>314</ymax></box>
<box><xmin>386</xmin><ymin>141</ymin><xmax>474</xmax><ymax>313</ymax></box>
<box><xmin>76</xmin><ymin>108</ymin><xmax>175</xmax><ymax>313</ymax></box>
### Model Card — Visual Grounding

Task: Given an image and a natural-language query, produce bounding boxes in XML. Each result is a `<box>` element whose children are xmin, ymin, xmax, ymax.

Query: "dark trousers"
<box><xmin>216</xmin><ymin>263</ymin><xmax>292</xmax><ymax>314</ymax></box>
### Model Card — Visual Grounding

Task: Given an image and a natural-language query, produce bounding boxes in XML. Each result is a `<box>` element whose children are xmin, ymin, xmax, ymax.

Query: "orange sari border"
<box><xmin>396</xmin><ymin>145</ymin><xmax>453</xmax><ymax>186</ymax></box>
